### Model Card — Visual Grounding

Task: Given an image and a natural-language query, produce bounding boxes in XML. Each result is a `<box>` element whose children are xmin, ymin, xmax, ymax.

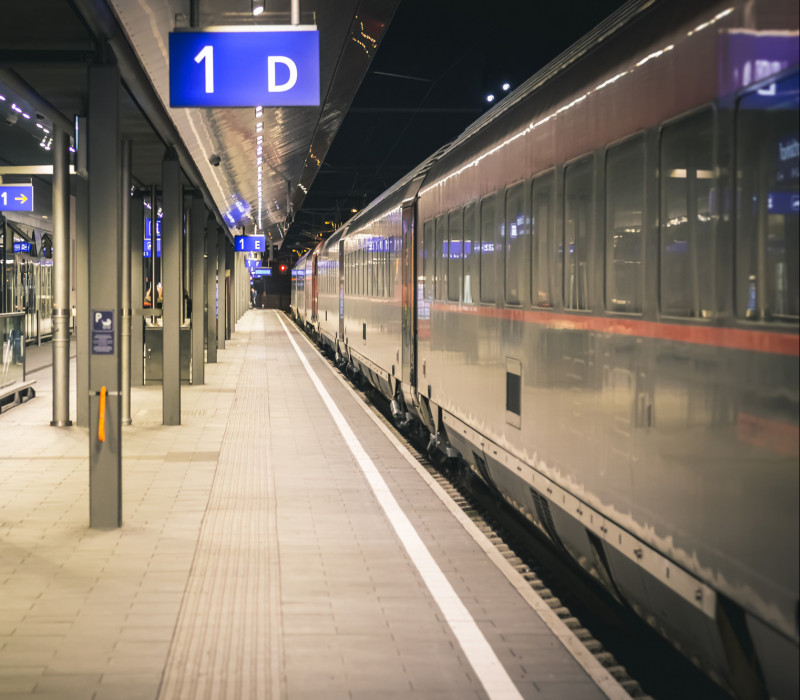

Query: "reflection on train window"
<box><xmin>423</xmin><ymin>220</ymin><xmax>434</xmax><ymax>302</ymax></box>
<box><xmin>736</xmin><ymin>71</ymin><xmax>799</xmax><ymax>321</ymax></box>
<box><xmin>531</xmin><ymin>171</ymin><xmax>554</xmax><ymax>308</ymax></box>
<box><xmin>480</xmin><ymin>195</ymin><xmax>496</xmax><ymax>302</ymax></box>
<box><xmin>448</xmin><ymin>209</ymin><xmax>463</xmax><ymax>302</ymax></box>
<box><xmin>505</xmin><ymin>182</ymin><xmax>527</xmax><ymax>305</ymax></box>
<box><xmin>660</xmin><ymin>109</ymin><xmax>715</xmax><ymax>318</ymax></box>
<box><xmin>606</xmin><ymin>137</ymin><xmax>645</xmax><ymax>313</ymax></box>
<box><xmin>435</xmin><ymin>215</ymin><xmax>447</xmax><ymax>301</ymax></box>
<box><xmin>463</xmin><ymin>202</ymin><xmax>478</xmax><ymax>304</ymax></box>
<box><xmin>564</xmin><ymin>156</ymin><xmax>594</xmax><ymax>310</ymax></box>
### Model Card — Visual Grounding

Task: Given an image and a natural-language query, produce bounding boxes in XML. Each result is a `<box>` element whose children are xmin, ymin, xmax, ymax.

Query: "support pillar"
<box><xmin>121</xmin><ymin>139</ymin><xmax>132</xmax><ymax>425</ymax></box>
<box><xmin>75</xmin><ymin>158</ymin><xmax>89</xmax><ymax>427</ymax></box>
<box><xmin>130</xmin><ymin>190</ymin><xmax>144</xmax><ymax>386</ymax></box>
<box><xmin>162</xmin><ymin>148</ymin><xmax>181</xmax><ymax>425</ymax></box>
<box><xmin>217</xmin><ymin>230</ymin><xmax>226</xmax><ymax>349</ymax></box>
<box><xmin>206</xmin><ymin>222</ymin><xmax>217</xmax><ymax>363</ymax></box>
<box><xmin>189</xmin><ymin>193</ymin><xmax>205</xmax><ymax>384</ymax></box>
<box><xmin>51</xmin><ymin>126</ymin><xmax>71</xmax><ymax>426</ymax></box>
<box><xmin>88</xmin><ymin>61</ymin><xmax>122</xmax><ymax>529</ymax></box>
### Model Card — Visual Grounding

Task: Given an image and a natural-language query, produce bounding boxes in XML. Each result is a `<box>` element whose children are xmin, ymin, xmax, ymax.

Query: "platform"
<box><xmin>0</xmin><ymin>310</ymin><xmax>625</xmax><ymax>700</ymax></box>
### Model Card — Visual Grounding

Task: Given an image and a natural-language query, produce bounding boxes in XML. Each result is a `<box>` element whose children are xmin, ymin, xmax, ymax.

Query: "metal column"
<box><xmin>217</xmin><ymin>230</ymin><xmax>226</xmax><ymax>349</ymax></box>
<box><xmin>121</xmin><ymin>140</ymin><xmax>132</xmax><ymax>425</ymax></box>
<box><xmin>75</xmin><ymin>156</ymin><xmax>89</xmax><ymax>427</ymax></box>
<box><xmin>162</xmin><ymin>148</ymin><xmax>181</xmax><ymax>425</ymax></box>
<box><xmin>130</xmin><ymin>190</ymin><xmax>144</xmax><ymax>386</ymax></box>
<box><xmin>51</xmin><ymin>126</ymin><xmax>71</xmax><ymax>427</ymax></box>
<box><xmin>189</xmin><ymin>193</ymin><xmax>205</xmax><ymax>384</ymax></box>
<box><xmin>206</xmin><ymin>221</ymin><xmax>217</xmax><ymax>363</ymax></box>
<box><xmin>88</xmin><ymin>61</ymin><xmax>122</xmax><ymax>529</ymax></box>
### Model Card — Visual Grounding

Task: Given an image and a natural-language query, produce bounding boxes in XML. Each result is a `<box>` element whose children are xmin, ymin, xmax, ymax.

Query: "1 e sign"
<box><xmin>169</xmin><ymin>27</ymin><xmax>320</xmax><ymax>107</ymax></box>
<box><xmin>235</xmin><ymin>235</ymin><xmax>266</xmax><ymax>252</ymax></box>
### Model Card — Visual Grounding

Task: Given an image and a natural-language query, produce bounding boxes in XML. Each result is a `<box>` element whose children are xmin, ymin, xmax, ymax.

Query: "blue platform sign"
<box><xmin>235</xmin><ymin>235</ymin><xmax>266</xmax><ymax>252</ymax></box>
<box><xmin>252</xmin><ymin>268</ymin><xmax>272</xmax><ymax>277</ymax></box>
<box><xmin>169</xmin><ymin>28</ymin><xmax>320</xmax><ymax>107</ymax></box>
<box><xmin>91</xmin><ymin>310</ymin><xmax>114</xmax><ymax>355</ymax></box>
<box><xmin>0</xmin><ymin>184</ymin><xmax>34</xmax><ymax>212</ymax></box>
<box><xmin>245</xmin><ymin>259</ymin><xmax>262</xmax><ymax>269</ymax></box>
<box><xmin>13</xmin><ymin>241</ymin><xmax>32</xmax><ymax>253</ymax></box>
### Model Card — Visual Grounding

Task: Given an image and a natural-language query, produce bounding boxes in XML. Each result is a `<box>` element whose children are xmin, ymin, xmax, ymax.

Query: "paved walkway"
<box><xmin>0</xmin><ymin>310</ymin><xmax>614</xmax><ymax>700</ymax></box>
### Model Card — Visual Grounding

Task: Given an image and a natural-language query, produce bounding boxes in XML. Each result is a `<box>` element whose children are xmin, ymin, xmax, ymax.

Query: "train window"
<box><xmin>505</xmin><ymin>183</ymin><xmax>527</xmax><ymax>305</ymax></box>
<box><xmin>606</xmin><ymin>137</ymin><xmax>645</xmax><ymax>313</ymax></box>
<box><xmin>448</xmin><ymin>209</ymin><xmax>463</xmax><ymax>302</ymax></box>
<box><xmin>736</xmin><ymin>71</ymin><xmax>799</xmax><ymax>321</ymax></box>
<box><xmin>423</xmin><ymin>220</ymin><xmax>434</xmax><ymax>302</ymax></box>
<box><xmin>463</xmin><ymin>202</ymin><xmax>478</xmax><ymax>304</ymax></box>
<box><xmin>435</xmin><ymin>215</ymin><xmax>447</xmax><ymax>300</ymax></box>
<box><xmin>480</xmin><ymin>195</ymin><xmax>497</xmax><ymax>303</ymax></box>
<box><xmin>660</xmin><ymin>110</ymin><xmax>715</xmax><ymax>318</ymax></box>
<box><xmin>531</xmin><ymin>172</ymin><xmax>554</xmax><ymax>308</ymax></box>
<box><xmin>564</xmin><ymin>156</ymin><xmax>594</xmax><ymax>310</ymax></box>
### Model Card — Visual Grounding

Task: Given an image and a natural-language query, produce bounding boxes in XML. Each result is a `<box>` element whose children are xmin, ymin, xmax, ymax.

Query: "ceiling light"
<box><xmin>486</xmin><ymin>94</ymin><xmax>495</xmax><ymax>103</ymax></box>
<box><xmin>502</xmin><ymin>83</ymin><xmax>510</xmax><ymax>91</ymax></box>
<box><xmin>252</xmin><ymin>0</ymin><xmax>264</xmax><ymax>16</ymax></box>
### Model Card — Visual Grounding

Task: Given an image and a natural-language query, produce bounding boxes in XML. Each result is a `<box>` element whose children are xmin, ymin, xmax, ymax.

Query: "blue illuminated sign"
<box><xmin>235</xmin><ymin>235</ymin><xmax>266</xmax><ymax>252</ymax></box>
<box><xmin>13</xmin><ymin>241</ymin><xmax>32</xmax><ymax>253</ymax></box>
<box><xmin>144</xmin><ymin>218</ymin><xmax>162</xmax><ymax>258</ymax></box>
<box><xmin>169</xmin><ymin>28</ymin><xmax>320</xmax><ymax>107</ymax></box>
<box><xmin>245</xmin><ymin>259</ymin><xmax>262</xmax><ymax>269</ymax></box>
<box><xmin>252</xmin><ymin>268</ymin><xmax>272</xmax><ymax>277</ymax></box>
<box><xmin>0</xmin><ymin>184</ymin><xmax>34</xmax><ymax>212</ymax></box>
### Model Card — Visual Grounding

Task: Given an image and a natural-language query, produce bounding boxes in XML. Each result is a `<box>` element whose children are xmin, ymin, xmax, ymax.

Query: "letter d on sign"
<box><xmin>268</xmin><ymin>56</ymin><xmax>298</xmax><ymax>92</ymax></box>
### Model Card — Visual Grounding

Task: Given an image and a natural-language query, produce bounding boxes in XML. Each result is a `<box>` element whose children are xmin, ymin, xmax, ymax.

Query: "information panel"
<box><xmin>0</xmin><ymin>184</ymin><xmax>34</xmax><ymax>212</ymax></box>
<box><xmin>252</xmin><ymin>268</ymin><xmax>272</xmax><ymax>277</ymax></box>
<box><xmin>235</xmin><ymin>235</ymin><xmax>266</xmax><ymax>252</ymax></box>
<box><xmin>169</xmin><ymin>28</ymin><xmax>320</xmax><ymax>107</ymax></box>
<box><xmin>245</xmin><ymin>259</ymin><xmax>262</xmax><ymax>269</ymax></box>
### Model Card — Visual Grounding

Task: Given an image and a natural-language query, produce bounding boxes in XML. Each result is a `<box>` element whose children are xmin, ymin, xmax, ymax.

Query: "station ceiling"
<box><xmin>0</xmin><ymin>0</ymin><xmax>399</xmax><ymax>245</ymax></box>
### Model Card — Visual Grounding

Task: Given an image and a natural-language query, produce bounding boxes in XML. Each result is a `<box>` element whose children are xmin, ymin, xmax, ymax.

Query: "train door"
<box><xmin>311</xmin><ymin>253</ymin><xmax>319</xmax><ymax>323</ymax></box>
<box><xmin>338</xmin><ymin>239</ymin><xmax>344</xmax><ymax>341</ymax></box>
<box><xmin>401</xmin><ymin>200</ymin><xmax>417</xmax><ymax>397</ymax></box>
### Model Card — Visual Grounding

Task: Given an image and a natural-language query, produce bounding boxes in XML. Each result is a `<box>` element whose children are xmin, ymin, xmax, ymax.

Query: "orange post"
<box><xmin>98</xmin><ymin>385</ymin><xmax>107</xmax><ymax>442</ymax></box>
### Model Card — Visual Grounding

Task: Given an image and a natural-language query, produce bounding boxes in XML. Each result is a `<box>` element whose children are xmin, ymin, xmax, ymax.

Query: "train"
<box><xmin>292</xmin><ymin>0</ymin><xmax>799</xmax><ymax>697</ymax></box>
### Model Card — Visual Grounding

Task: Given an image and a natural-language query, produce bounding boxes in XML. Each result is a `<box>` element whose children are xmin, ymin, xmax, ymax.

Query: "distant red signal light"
<box><xmin>279</xmin><ymin>264</ymin><xmax>287</xmax><ymax>272</ymax></box>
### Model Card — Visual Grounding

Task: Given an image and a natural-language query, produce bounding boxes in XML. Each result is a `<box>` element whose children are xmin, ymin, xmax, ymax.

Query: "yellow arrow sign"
<box><xmin>15</xmin><ymin>194</ymin><xmax>28</xmax><ymax>204</ymax></box>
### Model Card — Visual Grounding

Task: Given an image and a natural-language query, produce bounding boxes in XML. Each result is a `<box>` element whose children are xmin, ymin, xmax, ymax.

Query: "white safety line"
<box><xmin>276</xmin><ymin>313</ymin><xmax>524</xmax><ymax>700</ymax></box>
<box><xmin>283</xmin><ymin>312</ymin><xmax>633</xmax><ymax>700</ymax></box>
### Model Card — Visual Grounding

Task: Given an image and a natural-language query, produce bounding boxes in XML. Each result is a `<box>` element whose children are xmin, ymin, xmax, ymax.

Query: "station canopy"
<box><xmin>0</xmin><ymin>0</ymin><xmax>399</xmax><ymax>246</ymax></box>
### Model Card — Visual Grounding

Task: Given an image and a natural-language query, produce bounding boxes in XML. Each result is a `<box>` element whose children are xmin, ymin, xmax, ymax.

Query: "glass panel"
<box><xmin>660</xmin><ymin>110</ymin><xmax>715</xmax><ymax>317</ymax></box>
<box><xmin>606</xmin><ymin>138</ymin><xmax>645</xmax><ymax>313</ymax></box>
<box><xmin>480</xmin><ymin>196</ymin><xmax>496</xmax><ymax>302</ymax></box>
<box><xmin>423</xmin><ymin>220</ymin><xmax>434</xmax><ymax>303</ymax></box>
<box><xmin>505</xmin><ymin>183</ymin><xmax>527</xmax><ymax>305</ymax></box>
<box><xmin>448</xmin><ymin>209</ymin><xmax>463</xmax><ymax>302</ymax></box>
<box><xmin>463</xmin><ymin>202</ymin><xmax>478</xmax><ymax>304</ymax></box>
<box><xmin>435</xmin><ymin>215</ymin><xmax>447</xmax><ymax>300</ymax></box>
<box><xmin>736</xmin><ymin>71</ymin><xmax>799</xmax><ymax>320</ymax></box>
<box><xmin>531</xmin><ymin>172</ymin><xmax>554</xmax><ymax>308</ymax></box>
<box><xmin>564</xmin><ymin>156</ymin><xmax>594</xmax><ymax>310</ymax></box>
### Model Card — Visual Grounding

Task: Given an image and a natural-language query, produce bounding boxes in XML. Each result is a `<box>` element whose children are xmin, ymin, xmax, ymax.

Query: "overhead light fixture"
<box><xmin>486</xmin><ymin>94</ymin><xmax>495</xmax><ymax>103</ymax></box>
<box><xmin>252</xmin><ymin>0</ymin><xmax>264</xmax><ymax>16</ymax></box>
<box><xmin>502</xmin><ymin>83</ymin><xmax>510</xmax><ymax>91</ymax></box>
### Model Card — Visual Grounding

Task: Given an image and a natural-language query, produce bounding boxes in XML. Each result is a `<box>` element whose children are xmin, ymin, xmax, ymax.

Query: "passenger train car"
<box><xmin>292</xmin><ymin>0</ymin><xmax>799</xmax><ymax>696</ymax></box>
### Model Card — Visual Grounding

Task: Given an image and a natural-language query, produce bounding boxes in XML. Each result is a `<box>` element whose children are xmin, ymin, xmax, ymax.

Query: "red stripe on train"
<box><xmin>428</xmin><ymin>303</ymin><xmax>799</xmax><ymax>356</ymax></box>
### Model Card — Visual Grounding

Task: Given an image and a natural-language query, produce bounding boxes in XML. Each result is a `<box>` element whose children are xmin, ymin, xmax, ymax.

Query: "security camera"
<box><xmin>209</xmin><ymin>154</ymin><xmax>221</xmax><ymax>167</ymax></box>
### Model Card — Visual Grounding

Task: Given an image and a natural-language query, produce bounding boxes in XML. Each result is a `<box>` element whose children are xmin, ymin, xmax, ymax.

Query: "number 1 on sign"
<box><xmin>194</xmin><ymin>45</ymin><xmax>214</xmax><ymax>93</ymax></box>
<box><xmin>0</xmin><ymin>192</ymin><xmax>6</xmax><ymax>206</ymax></box>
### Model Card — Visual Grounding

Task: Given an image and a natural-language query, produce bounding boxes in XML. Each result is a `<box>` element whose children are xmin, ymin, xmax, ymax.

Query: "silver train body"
<box><xmin>292</xmin><ymin>1</ymin><xmax>799</xmax><ymax>696</ymax></box>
